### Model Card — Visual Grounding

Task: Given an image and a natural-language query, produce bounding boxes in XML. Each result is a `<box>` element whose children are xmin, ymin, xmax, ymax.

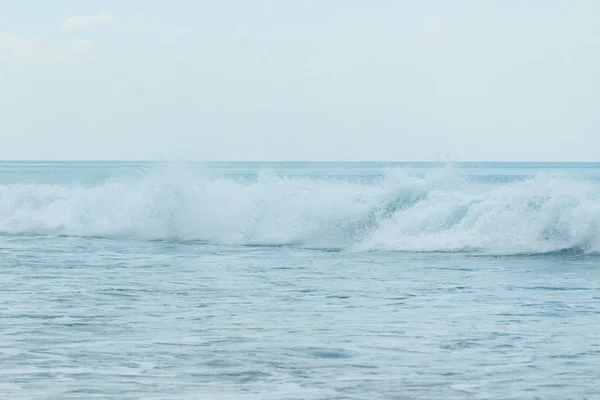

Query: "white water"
<box><xmin>1</xmin><ymin>165</ymin><xmax>600</xmax><ymax>255</ymax></box>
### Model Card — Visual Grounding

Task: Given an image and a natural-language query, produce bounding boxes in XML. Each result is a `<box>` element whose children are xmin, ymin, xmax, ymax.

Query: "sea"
<box><xmin>1</xmin><ymin>161</ymin><xmax>599</xmax><ymax>400</ymax></box>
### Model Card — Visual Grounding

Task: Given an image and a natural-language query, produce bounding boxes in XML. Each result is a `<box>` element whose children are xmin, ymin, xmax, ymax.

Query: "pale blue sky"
<box><xmin>1</xmin><ymin>1</ymin><xmax>599</xmax><ymax>161</ymax></box>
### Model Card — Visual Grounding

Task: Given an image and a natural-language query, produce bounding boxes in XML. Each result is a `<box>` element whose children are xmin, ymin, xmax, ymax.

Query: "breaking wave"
<box><xmin>1</xmin><ymin>164</ymin><xmax>600</xmax><ymax>255</ymax></box>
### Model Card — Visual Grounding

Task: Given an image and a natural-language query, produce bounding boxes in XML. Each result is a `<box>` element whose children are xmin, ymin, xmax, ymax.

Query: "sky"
<box><xmin>1</xmin><ymin>0</ymin><xmax>599</xmax><ymax>161</ymax></box>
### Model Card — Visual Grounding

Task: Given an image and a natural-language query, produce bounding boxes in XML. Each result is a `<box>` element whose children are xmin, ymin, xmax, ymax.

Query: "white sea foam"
<box><xmin>1</xmin><ymin>164</ymin><xmax>599</xmax><ymax>255</ymax></box>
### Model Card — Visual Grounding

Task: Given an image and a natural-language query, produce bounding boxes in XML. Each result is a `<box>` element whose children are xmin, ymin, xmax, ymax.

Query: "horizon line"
<box><xmin>2</xmin><ymin>160</ymin><xmax>600</xmax><ymax>164</ymax></box>
<box><xmin>0</xmin><ymin>159</ymin><xmax>600</xmax><ymax>164</ymax></box>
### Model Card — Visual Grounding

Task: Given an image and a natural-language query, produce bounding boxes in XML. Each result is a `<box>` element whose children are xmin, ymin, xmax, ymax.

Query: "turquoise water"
<box><xmin>1</xmin><ymin>162</ymin><xmax>600</xmax><ymax>399</ymax></box>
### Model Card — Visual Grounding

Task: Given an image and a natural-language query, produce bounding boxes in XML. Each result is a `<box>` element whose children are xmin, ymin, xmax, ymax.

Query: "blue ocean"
<box><xmin>1</xmin><ymin>161</ymin><xmax>599</xmax><ymax>399</ymax></box>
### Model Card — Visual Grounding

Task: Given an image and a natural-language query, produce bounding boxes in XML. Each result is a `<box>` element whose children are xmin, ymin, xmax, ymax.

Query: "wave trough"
<box><xmin>1</xmin><ymin>165</ymin><xmax>600</xmax><ymax>255</ymax></box>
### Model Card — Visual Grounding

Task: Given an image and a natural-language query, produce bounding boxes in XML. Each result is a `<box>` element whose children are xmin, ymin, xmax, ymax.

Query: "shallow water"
<box><xmin>1</xmin><ymin>162</ymin><xmax>600</xmax><ymax>399</ymax></box>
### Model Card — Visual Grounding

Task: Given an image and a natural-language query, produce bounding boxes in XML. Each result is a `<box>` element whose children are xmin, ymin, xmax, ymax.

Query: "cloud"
<box><xmin>171</xmin><ymin>26</ymin><xmax>190</xmax><ymax>38</ymax></box>
<box><xmin>0</xmin><ymin>34</ymin><xmax>61</xmax><ymax>66</ymax></box>
<box><xmin>0</xmin><ymin>33</ymin><xmax>92</xmax><ymax>67</ymax></box>
<box><xmin>61</xmin><ymin>10</ymin><xmax>112</xmax><ymax>32</ymax></box>
<box><xmin>71</xmin><ymin>39</ymin><xmax>94</xmax><ymax>53</ymax></box>
<box><xmin>129</xmin><ymin>14</ymin><xmax>146</xmax><ymax>28</ymax></box>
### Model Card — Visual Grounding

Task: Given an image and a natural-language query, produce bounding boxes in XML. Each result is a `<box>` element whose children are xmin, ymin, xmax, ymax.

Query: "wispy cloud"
<box><xmin>71</xmin><ymin>39</ymin><xmax>94</xmax><ymax>53</ymax></box>
<box><xmin>129</xmin><ymin>14</ymin><xmax>146</xmax><ymax>28</ymax></box>
<box><xmin>61</xmin><ymin>10</ymin><xmax>112</xmax><ymax>32</ymax></box>
<box><xmin>171</xmin><ymin>26</ymin><xmax>190</xmax><ymax>38</ymax></box>
<box><xmin>0</xmin><ymin>33</ymin><xmax>92</xmax><ymax>67</ymax></box>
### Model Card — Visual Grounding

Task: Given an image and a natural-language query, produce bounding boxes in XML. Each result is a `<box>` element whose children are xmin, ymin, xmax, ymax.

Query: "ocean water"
<box><xmin>1</xmin><ymin>161</ymin><xmax>600</xmax><ymax>399</ymax></box>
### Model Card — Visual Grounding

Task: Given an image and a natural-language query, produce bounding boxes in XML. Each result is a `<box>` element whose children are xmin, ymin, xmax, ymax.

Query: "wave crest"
<box><xmin>2</xmin><ymin>165</ymin><xmax>600</xmax><ymax>255</ymax></box>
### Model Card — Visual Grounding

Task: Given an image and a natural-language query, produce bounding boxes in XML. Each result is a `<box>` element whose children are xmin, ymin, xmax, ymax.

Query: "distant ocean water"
<box><xmin>1</xmin><ymin>161</ymin><xmax>599</xmax><ymax>399</ymax></box>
